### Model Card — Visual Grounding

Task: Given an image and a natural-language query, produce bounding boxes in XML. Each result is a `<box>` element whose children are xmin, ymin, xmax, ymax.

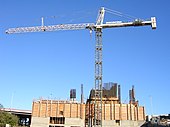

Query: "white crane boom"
<box><xmin>5</xmin><ymin>23</ymin><xmax>95</xmax><ymax>34</ymax></box>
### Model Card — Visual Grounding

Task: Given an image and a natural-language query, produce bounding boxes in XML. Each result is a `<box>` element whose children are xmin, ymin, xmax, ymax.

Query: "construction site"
<box><xmin>5</xmin><ymin>7</ymin><xmax>156</xmax><ymax>127</ymax></box>
<box><xmin>31</xmin><ymin>84</ymin><xmax>145</xmax><ymax>127</ymax></box>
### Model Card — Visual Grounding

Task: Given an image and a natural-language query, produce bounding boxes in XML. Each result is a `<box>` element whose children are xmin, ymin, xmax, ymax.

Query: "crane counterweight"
<box><xmin>151</xmin><ymin>17</ymin><xmax>157</xmax><ymax>29</ymax></box>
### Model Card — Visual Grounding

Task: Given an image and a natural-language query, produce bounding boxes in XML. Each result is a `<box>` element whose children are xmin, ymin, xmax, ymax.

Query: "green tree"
<box><xmin>0</xmin><ymin>104</ymin><xmax>18</xmax><ymax>127</ymax></box>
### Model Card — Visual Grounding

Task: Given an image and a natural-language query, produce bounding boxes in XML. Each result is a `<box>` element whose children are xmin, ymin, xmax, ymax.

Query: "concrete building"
<box><xmin>31</xmin><ymin>84</ymin><xmax>145</xmax><ymax>127</ymax></box>
<box><xmin>31</xmin><ymin>100</ymin><xmax>85</xmax><ymax>127</ymax></box>
<box><xmin>86</xmin><ymin>83</ymin><xmax>145</xmax><ymax>127</ymax></box>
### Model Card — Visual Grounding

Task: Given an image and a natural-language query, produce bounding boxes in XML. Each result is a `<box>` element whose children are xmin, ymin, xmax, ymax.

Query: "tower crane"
<box><xmin>5</xmin><ymin>7</ymin><xmax>156</xmax><ymax>127</ymax></box>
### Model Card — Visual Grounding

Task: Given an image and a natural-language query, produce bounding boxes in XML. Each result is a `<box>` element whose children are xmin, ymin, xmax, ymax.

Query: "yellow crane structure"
<box><xmin>5</xmin><ymin>7</ymin><xmax>156</xmax><ymax>127</ymax></box>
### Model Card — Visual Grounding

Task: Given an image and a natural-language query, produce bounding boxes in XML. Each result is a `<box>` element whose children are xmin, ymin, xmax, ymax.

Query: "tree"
<box><xmin>0</xmin><ymin>103</ymin><xmax>3</xmax><ymax>109</ymax></box>
<box><xmin>0</xmin><ymin>103</ymin><xmax>18</xmax><ymax>127</ymax></box>
<box><xmin>0</xmin><ymin>111</ymin><xmax>18</xmax><ymax>127</ymax></box>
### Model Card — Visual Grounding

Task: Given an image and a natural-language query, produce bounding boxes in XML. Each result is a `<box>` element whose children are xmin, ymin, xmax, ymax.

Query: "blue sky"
<box><xmin>0</xmin><ymin>0</ymin><xmax>170</xmax><ymax>115</ymax></box>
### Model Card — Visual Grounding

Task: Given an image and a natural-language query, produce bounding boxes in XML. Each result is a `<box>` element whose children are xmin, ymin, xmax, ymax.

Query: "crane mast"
<box><xmin>94</xmin><ymin>7</ymin><xmax>105</xmax><ymax>126</ymax></box>
<box><xmin>5</xmin><ymin>7</ymin><xmax>156</xmax><ymax>127</ymax></box>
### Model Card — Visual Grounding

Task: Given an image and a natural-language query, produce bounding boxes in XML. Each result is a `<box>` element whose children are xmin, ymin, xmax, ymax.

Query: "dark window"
<box><xmin>49</xmin><ymin>117</ymin><xmax>65</xmax><ymax>124</ymax></box>
<box><xmin>116</xmin><ymin>120</ymin><xmax>120</xmax><ymax>126</ymax></box>
<box><xmin>59</xmin><ymin>111</ymin><xmax>63</xmax><ymax>115</ymax></box>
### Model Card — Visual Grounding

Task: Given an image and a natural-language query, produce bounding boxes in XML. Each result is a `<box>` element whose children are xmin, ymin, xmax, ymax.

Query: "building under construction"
<box><xmin>31</xmin><ymin>83</ymin><xmax>145</xmax><ymax>127</ymax></box>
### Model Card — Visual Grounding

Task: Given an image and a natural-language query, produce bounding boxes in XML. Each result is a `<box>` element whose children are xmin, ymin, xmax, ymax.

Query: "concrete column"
<box><xmin>56</xmin><ymin>101</ymin><xmax>59</xmax><ymax>117</ymax></box>
<box><xmin>50</xmin><ymin>100</ymin><xmax>52</xmax><ymax>116</ymax></box>
<box><xmin>119</xmin><ymin>104</ymin><xmax>122</xmax><ymax>120</ymax></box>
<box><xmin>70</xmin><ymin>102</ymin><xmax>72</xmax><ymax>117</ymax></box>
<box><xmin>110</xmin><ymin>101</ymin><xmax>112</xmax><ymax>120</ymax></box>
<box><xmin>113</xmin><ymin>103</ymin><xmax>115</xmax><ymax>120</ymax></box>
<box><xmin>46</xmin><ymin>100</ymin><xmax>48</xmax><ymax>117</ymax></box>
<box><xmin>39</xmin><ymin>100</ymin><xmax>42</xmax><ymax>117</ymax></box>
<box><xmin>104</xmin><ymin>102</ymin><xmax>105</xmax><ymax>120</ymax></box>
<box><xmin>127</xmin><ymin>104</ymin><xmax>129</xmax><ymax>120</ymax></box>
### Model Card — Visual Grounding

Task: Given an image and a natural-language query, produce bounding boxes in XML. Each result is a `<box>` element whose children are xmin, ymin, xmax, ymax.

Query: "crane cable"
<box><xmin>104</xmin><ymin>7</ymin><xmax>138</xmax><ymax>20</ymax></box>
<box><xmin>42</xmin><ymin>10</ymin><xmax>96</xmax><ymax>24</ymax></box>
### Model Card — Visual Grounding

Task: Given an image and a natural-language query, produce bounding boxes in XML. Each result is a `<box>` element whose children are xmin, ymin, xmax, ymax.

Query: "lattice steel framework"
<box><xmin>94</xmin><ymin>28</ymin><xmax>103</xmax><ymax>126</ymax></box>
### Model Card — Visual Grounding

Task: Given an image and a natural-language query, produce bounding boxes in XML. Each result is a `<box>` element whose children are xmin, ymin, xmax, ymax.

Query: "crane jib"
<box><xmin>5</xmin><ymin>23</ymin><xmax>95</xmax><ymax>34</ymax></box>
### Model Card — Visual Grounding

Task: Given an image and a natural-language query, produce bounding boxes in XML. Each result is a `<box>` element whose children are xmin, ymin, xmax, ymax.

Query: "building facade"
<box><xmin>31</xmin><ymin>84</ymin><xmax>145</xmax><ymax>127</ymax></box>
